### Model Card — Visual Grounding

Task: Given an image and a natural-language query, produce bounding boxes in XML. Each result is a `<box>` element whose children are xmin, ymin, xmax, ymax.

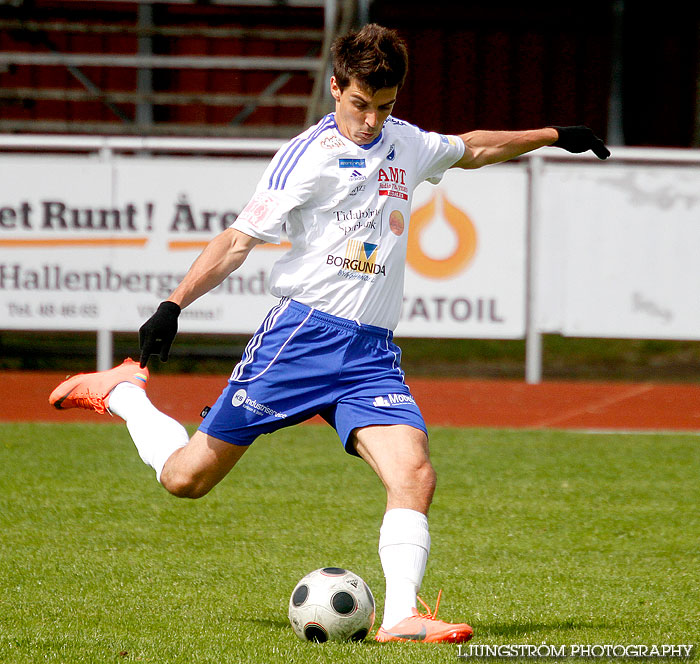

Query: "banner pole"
<box><xmin>525</xmin><ymin>154</ymin><xmax>543</xmax><ymax>384</ymax></box>
<box><xmin>97</xmin><ymin>329</ymin><xmax>113</xmax><ymax>371</ymax></box>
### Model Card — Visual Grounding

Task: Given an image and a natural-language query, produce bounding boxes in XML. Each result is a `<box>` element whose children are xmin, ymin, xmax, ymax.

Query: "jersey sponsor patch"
<box><xmin>237</xmin><ymin>192</ymin><xmax>278</xmax><ymax>228</ymax></box>
<box><xmin>373</xmin><ymin>393</ymin><xmax>416</xmax><ymax>407</ymax></box>
<box><xmin>320</xmin><ymin>135</ymin><xmax>346</xmax><ymax>150</ymax></box>
<box><xmin>350</xmin><ymin>240</ymin><xmax>378</xmax><ymax>262</ymax></box>
<box><xmin>389</xmin><ymin>210</ymin><xmax>405</xmax><ymax>236</ymax></box>
<box><xmin>378</xmin><ymin>167</ymin><xmax>408</xmax><ymax>200</ymax></box>
<box><xmin>231</xmin><ymin>387</ymin><xmax>287</xmax><ymax>419</ymax></box>
<box><xmin>440</xmin><ymin>134</ymin><xmax>460</xmax><ymax>147</ymax></box>
<box><xmin>326</xmin><ymin>239</ymin><xmax>387</xmax><ymax>280</ymax></box>
<box><xmin>339</xmin><ymin>158</ymin><xmax>366</xmax><ymax>168</ymax></box>
<box><xmin>334</xmin><ymin>207</ymin><xmax>379</xmax><ymax>235</ymax></box>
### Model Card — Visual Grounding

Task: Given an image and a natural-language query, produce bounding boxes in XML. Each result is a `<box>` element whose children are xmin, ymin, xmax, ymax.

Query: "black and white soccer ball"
<box><xmin>288</xmin><ymin>567</ymin><xmax>375</xmax><ymax>642</ymax></box>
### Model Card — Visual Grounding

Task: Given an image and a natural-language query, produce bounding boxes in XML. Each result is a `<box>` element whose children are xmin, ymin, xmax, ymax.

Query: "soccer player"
<box><xmin>50</xmin><ymin>24</ymin><xmax>609</xmax><ymax>643</ymax></box>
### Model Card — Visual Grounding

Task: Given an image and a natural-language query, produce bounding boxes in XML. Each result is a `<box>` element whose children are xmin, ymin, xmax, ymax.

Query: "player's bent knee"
<box><xmin>419</xmin><ymin>462</ymin><xmax>437</xmax><ymax>501</ymax></box>
<box><xmin>425</xmin><ymin>462</ymin><xmax>437</xmax><ymax>491</ymax></box>
<box><xmin>390</xmin><ymin>458</ymin><xmax>436</xmax><ymax>503</ymax></box>
<box><xmin>160</xmin><ymin>469</ymin><xmax>213</xmax><ymax>499</ymax></box>
<box><xmin>406</xmin><ymin>456</ymin><xmax>436</xmax><ymax>488</ymax></box>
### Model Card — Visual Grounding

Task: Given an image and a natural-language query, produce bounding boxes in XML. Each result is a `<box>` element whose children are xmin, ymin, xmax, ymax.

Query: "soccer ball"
<box><xmin>288</xmin><ymin>567</ymin><xmax>376</xmax><ymax>642</ymax></box>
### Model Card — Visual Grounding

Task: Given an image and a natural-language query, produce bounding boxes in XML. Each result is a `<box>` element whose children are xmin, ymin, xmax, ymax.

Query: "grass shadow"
<box><xmin>244</xmin><ymin>618</ymin><xmax>291</xmax><ymax>631</ymax></box>
<box><xmin>481</xmin><ymin>618</ymin><xmax>613</xmax><ymax>639</ymax></box>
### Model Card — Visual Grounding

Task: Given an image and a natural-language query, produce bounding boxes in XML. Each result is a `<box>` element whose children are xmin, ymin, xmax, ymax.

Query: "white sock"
<box><xmin>378</xmin><ymin>508</ymin><xmax>431</xmax><ymax>629</ymax></box>
<box><xmin>108</xmin><ymin>382</ymin><xmax>189</xmax><ymax>482</ymax></box>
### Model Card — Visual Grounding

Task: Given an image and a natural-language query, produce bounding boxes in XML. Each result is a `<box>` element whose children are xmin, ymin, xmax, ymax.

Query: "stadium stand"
<box><xmin>0</xmin><ymin>0</ymin><xmax>360</xmax><ymax>137</ymax></box>
<box><xmin>1</xmin><ymin>1</ymin><xmax>697</xmax><ymax>146</ymax></box>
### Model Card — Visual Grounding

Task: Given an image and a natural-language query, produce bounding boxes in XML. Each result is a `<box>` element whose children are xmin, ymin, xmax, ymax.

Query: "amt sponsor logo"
<box><xmin>377</xmin><ymin>167</ymin><xmax>408</xmax><ymax>200</ymax></box>
<box><xmin>378</xmin><ymin>167</ymin><xmax>406</xmax><ymax>185</ymax></box>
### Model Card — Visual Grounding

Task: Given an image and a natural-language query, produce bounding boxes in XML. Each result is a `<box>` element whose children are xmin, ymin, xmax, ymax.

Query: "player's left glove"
<box><xmin>138</xmin><ymin>300</ymin><xmax>181</xmax><ymax>368</ymax></box>
<box><xmin>550</xmin><ymin>126</ymin><xmax>610</xmax><ymax>160</ymax></box>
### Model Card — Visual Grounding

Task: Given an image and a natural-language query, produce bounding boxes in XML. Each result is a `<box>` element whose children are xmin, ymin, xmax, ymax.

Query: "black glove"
<box><xmin>550</xmin><ymin>125</ymin><xmax>610</xmax><ymax>160</ymax></box>
<box><xmin>139</xmin><ymin>301</ymin><xmax>181</xmax><ymax>368</ymax></box>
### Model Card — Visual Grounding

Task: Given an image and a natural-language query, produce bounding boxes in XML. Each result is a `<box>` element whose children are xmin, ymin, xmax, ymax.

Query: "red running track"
<box><xmin>2</xmin><ymin>371</ymin><xmax>699</xmax><ymax>432</ymax></box>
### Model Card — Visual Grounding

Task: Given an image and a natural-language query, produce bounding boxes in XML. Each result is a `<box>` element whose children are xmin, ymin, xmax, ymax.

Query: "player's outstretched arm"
<box><xmin>453</xmin><ymin>125</ymin><xmax>609</xmax><ymax>169</ymax></box>
<box><xmin>139</xmin><ymin>227</ymin><xmax>262</xmax><ymax>368</ymax></box>
<box><xmin>167</xmin><ymin>227</ymin><xmax>262</xmax><ymax>310</ymax></box>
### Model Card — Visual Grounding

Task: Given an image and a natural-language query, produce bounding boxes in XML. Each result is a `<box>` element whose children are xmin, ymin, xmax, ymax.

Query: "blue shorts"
<box><xmin>198</xmin><ymin>298</ymin><xmax>427</xmax><ymax>455</ymax></box>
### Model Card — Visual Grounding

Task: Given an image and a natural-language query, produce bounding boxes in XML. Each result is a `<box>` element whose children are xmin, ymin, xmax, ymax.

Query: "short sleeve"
<box><xmin>414</xmin><ymin>130</ymin><xmax>465</xmax><ymax>185</ymax></box>
<box><xmin>232</xmin><ymin>141</ymin><xmax>320</xmax><ymax>244</ymax></box>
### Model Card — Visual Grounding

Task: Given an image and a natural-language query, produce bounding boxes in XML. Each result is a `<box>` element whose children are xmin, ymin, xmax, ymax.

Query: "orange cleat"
<box><xmin>49</xmin><ymin>358</ymin><xmax>149</xmax><ymax>415</ymax></box>
<box><xmin>375</xmin><ymin>591</ymin><xmax>473</xmax><ymax>644</ymax></box>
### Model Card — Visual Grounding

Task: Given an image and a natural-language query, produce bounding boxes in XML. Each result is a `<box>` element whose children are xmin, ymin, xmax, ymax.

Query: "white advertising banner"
<box><xmin>398</xmin><ymin>166</ymin><xmax>527</xmax><ymax>338</ymax></box>
<box><xmin>0</xmin><ymin>155</ymin><xmax>279</xmax><ymax>333</ymax></box>
<box><xmin>0</xmin><ymin>154</ymin><xmax>526</xmax><ymax>338</ymax></box>
<box><xmin>538</xmin><ymin>163</ymin><xmax>700</xmax><ymax>340</ymax></box>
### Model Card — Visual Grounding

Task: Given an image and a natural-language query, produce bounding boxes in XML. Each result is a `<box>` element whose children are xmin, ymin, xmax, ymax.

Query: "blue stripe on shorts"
<box><xmin>198</xmin><ymin>299</ymin><xmax>427</xmax><ymax>453</ymax></box>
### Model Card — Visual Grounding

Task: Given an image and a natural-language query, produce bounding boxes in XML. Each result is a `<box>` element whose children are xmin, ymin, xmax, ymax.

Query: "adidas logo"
<box><xmin>350</xmin><ymin>169</ymin><xmax>366</xmax><ymax>181</ymax></box>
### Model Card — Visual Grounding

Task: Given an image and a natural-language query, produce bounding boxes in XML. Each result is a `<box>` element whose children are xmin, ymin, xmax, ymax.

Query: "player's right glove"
<box><xmin>139</xmin><ymin>300</ymin><xmax>181</xmax><ymax>368</ymax></box>
<box><xmin>550</xmin><ymin>125</ymin><xmax>610</xmax><ymax>160</ymax></box>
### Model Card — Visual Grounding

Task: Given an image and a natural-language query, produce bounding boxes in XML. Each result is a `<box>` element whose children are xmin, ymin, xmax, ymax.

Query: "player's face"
<box><xmin>331</xmin><ymin>76</ymin><xmax>398</xmax><ymax>146</ymax></box>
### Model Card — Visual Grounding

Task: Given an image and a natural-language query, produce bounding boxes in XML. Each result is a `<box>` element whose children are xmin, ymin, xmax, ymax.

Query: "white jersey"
<box><xmin>233</xmin><ymin>113</ymin><xmax>465</xmax><ymax>330</ymax></box>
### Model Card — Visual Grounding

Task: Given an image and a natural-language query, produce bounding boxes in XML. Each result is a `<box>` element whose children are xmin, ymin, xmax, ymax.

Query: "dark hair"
<box><xmin>331</xmin><ymin>24</ymin><xmax>409</xmax><ymax>93</ymax></box>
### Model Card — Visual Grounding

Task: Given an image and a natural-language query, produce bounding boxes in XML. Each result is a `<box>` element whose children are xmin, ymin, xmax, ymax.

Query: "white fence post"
<box><xmin>97</xmin><ymin>329</ymin><xmax>113</xmax><ymax>371</ymax></box>
<box><xmin>525</xmin><ymin>154</ymin><xmax>543</xmax><ymax>384</ymax></box>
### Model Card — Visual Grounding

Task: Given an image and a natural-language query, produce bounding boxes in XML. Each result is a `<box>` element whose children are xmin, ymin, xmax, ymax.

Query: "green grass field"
<box><xmin>1</xmin><ymin>423</ymin><xmax>698</xmax><ymax>663</ymax></box>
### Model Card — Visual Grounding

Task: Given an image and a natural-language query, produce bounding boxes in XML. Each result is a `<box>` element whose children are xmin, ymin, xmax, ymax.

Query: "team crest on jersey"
<box><xmin>386</xmin><ymin>144</ymin><xmax>396</xmax><ymax>161</ymax></box>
